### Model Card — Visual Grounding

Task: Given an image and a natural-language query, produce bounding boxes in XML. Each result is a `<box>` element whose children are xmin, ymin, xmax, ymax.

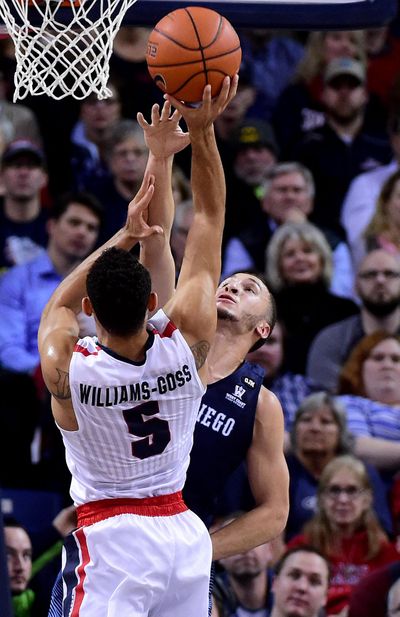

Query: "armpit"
<box><xmin>51</xmin><ymin>368</ymin><xmax>71</xmax><ymax>400</ymax></box>
<box><xmin>190</xmin><ymin>340</ymin><xmax>210</xmax><ymax>370</ymax></box>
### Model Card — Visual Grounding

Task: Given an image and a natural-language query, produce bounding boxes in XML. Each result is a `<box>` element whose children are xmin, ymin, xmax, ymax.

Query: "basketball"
<box><xmin>146</xmin><ymin>6</ymin><xmax>242</xmax><ymax>104</ymax></box>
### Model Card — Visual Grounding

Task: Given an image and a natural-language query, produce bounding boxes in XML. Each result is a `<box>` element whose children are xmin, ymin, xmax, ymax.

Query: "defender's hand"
<box><xmin>137</xmin><ymin>101</ymin><xmax>190</xmax><ymax>159</ymax></box>
<box><xmin>164</xmin><ymin>74</ymin><xmax>239</xmax><ymax>132</ymax></box>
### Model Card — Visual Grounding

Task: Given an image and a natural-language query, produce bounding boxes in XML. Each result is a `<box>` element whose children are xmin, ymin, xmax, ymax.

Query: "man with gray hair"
<box><xmin>222</xmin><ymin>161</ymin><xmax>354</xmax><ymax>299</ymax></box>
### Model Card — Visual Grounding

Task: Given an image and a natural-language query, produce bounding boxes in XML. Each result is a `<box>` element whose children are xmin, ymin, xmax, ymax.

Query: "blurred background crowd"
<box><xmin>3</xmin><ymin>7</ymin><xmax>400</xmax><ymax>617</ymax></box>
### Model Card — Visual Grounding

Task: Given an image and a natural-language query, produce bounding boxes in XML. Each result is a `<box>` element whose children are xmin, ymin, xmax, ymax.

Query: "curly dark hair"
<box><xmin>86</xmin><ymin>247</ymin><xmax>151</xmax><ymax>336</ymax></box>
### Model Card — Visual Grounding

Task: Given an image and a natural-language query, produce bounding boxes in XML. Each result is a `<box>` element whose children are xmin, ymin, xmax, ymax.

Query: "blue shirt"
<box><xmin>337</xmin><ymin>394</ymin><xmax>400</xmax><ymax>441</ymax></box>
<box><xmin>0</xmin><ymin>251</ymin><xmax>61</xmax><ymax>373</ymax></box>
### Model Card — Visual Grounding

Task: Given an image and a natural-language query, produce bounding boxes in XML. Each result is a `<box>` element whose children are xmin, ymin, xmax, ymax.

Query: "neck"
<box><xmin>361</xmin><ymin>306</ymin><xmax>400</xmax><ymax>334</ymax></box>
<box><xmin>207</xmin><ymin>325</ymin><xmax>251</xmax><ymax>382</ymax></box>
<box><xmin>99</xmin><ymin>328</ymin><xmax>149</xmax><ymax>362</ymax></box>
<box><xmin>214</xmin><ymin>116</ymin><xmax>239</xmax><ymax>141</ymax></box>
<box><xmin>47</xmin><ymin>245</ymin><xmax>82</xmax><ymax>278</ymax></box>
<box><xmin>229</xmin><ymin>570</ymin><xmax>268</xmax><ymax>611</ymax></box>
<box><xmin>4</xmin><ymin>195</ymin><xmax>40</xmax><ymax>222</ymax></box>
<box><xmin>327</xmin><ymin>113</ymin><xmax>363</xmax><ymax>139</ymax></box>
<box><xmin>84</xmin><ymin>125</ymin><xmax>109</xmax><ymax>147</ymax></box>
<box><xmin>296</xmin><ymin>450</ymin><xmax>333</xmax><ymax>478</ymax></box>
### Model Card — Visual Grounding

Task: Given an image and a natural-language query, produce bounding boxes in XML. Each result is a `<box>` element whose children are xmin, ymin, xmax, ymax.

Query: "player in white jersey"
<box><xmin>38</xmin><ymin>76</ymin><xmax>238</xmax><ymax>617</ymax></box>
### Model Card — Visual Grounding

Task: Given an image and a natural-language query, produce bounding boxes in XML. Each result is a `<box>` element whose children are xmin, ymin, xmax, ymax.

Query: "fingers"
<box><xmin>136</xmin><ymin>111</ymin><xmax>148</xmax><ymax>129</ymax></box>
<box><xmin>160</xmin><ymin>99</ymin><xmax>171</xmax><ymax>121</ymax></box>
<box><xmin>150</xmin><ymin>103</ymin><xmax>160</xmax><ymax>125</ymax></box>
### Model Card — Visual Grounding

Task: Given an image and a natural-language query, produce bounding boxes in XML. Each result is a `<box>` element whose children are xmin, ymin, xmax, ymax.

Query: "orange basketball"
<box><xmin>146</xmin><ymin>6</ymin><xmax>242</xmax><ymax>104</ymax></box>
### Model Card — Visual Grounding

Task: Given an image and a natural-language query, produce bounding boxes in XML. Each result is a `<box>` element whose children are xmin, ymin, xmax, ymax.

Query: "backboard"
<box><xmin>123</xmin><ymin>0</ymin><xmax>397</xmax><ymax>29</ymax></box>
<box><xmin>0</xmin><ymin>0</ymin><xmax>396</xmax><ymax>29</ymax></box>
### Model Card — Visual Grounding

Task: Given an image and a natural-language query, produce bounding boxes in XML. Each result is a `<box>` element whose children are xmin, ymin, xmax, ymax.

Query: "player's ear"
<box><xmin>148</xmin><ymin>291</ymin><xmax>158</xmax><ymax>313</ymax></box>
<box><xmin>255</xmin><ymin>319</ymin><xmax>270</xmax><ymax>343</ymax></box>
<box><xmin>82</xmin><ymin>296</ymin><xmax>93</xmax><ymax>316</ymax></box>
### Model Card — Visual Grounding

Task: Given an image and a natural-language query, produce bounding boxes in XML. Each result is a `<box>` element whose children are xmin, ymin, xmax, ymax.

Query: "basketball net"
<box><xmin>0</xmin><ymin>0</ymin><xmax>138</xmax><ymax>101</ymax></box>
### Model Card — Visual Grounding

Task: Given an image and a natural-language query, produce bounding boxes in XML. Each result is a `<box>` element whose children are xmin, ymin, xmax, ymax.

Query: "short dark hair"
<box><xmin>274</xmin><ymin>545</ymin><xmax>331</xmax><ymax>579</ymax></box>
<box><xmin>86</xmin><ymin>247</ymin><xmax>151</xmax><ymax>336</ymax></box>
<box><xmin>246</xmin><ymin>272</ymin><xmax>277</xmax><ymax>352</ymax></box>
<box><xmin>3</xmin><ymin>516</ymin><xmax>30</xmax><ymax>535</ymax></box>
<box><xmin>50</xmin><ymin>191</ymin><xmax>104</xmax><ymax>226</ymax></box>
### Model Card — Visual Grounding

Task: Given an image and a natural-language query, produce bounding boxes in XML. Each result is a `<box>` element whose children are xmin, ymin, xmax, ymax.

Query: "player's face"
<box><xmin>279</xmin><ymin>238</ymin><xmax>323</xmax><ymax>285</ymax></box>
<box><xmin>295</xmin><ymin>405</ymin><xmax>340</xmax><ymax>457</ymax></box>
<box><xmin>272</xmin><ymin>552</ymin><xmax>328</xmax><ymax>617</ymax></box>
<box><xmin>5</xmin><ymin>527</ymin><xmax>32</xmax><ymax>594</ymax></box>
<box><xmin>262</xmin><ymin>172</ymin><xmax>312</xmax><ymax>223</ymax></box>
<box><xmin>321</xmin><ymin>468</ymin><xmax>371</xmax><ymax>532</ymax></box>
<box><xmin>49</xmin><ymin>203</ymin><xmax>100</xmax><ymax>260</ymax></box>
<box><xmin>362</xmin><ymin>338</ymin><xmax>400</xmax><ymax>403</ymax></box>
<box><xmin>216</xmin><ymin>273</ymin><xmax>270</xmax><ymax>328</ymax></box>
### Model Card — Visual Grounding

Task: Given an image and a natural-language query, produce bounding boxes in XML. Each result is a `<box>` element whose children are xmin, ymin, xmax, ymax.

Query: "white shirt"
<box><xmin>61</xmin><ymin>309</ymin><xmax>205</xmax><ymax>505</ymax></box>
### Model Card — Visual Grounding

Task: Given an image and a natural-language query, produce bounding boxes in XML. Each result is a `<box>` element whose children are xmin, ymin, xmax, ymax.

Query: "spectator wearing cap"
<box><xmin>0</xmin><ymin>140</ymin><xmax>48</xmax><ymax>272</ymax></box>
<box><xmin>223</xmin><ymin>118</ymin><xmax>279</xmax><ymax>246</ymax></box>
<box><xmin>342</xmin><ymin>111</ymin><xmax>400</xmax><ymax>266</ymax></box>
<box><xmin>291</xmin><ymin>57</ymin><xmax>392</xmax><ymax>240</ymax></box>
<box><xmin>222</xmin><ymin>161</ymin><xmax>355</xmax><ymax>300</ymax></box>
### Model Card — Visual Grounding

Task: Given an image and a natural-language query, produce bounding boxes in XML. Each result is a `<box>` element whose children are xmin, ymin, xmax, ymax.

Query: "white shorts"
<box><xmin>61</xmin><ymin>492</ymin><xmax>212</xmax><ymax>617</ymax></box>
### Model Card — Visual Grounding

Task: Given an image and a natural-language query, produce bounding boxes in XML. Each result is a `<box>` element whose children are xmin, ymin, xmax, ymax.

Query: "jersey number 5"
<box><xmin>123</xmin><ymin>402</ymin><xmax>171</xmax><ymax>459</ymax></box>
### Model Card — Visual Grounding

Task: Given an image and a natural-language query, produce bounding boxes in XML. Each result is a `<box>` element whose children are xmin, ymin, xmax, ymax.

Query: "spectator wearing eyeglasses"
<box><xmin>290</xmin><ymin>57</ymin><xmax>392</xmax><ymax>241</ymax></box>
<box><xmin>285</xmin><ymin>392</ymin><xmax>392</xmax><ymax>542</ymax></box>
<box><xmin>287</xmin><ymin>455</ymin><xmax>399</xmax><ymax>616</ymax></box>
<box><xmin>307</xmin><ymin>249</ymin><xmax>400</xmax><ymax>393</ymax></box>
<box><xmin>337</xmin><ymin>332</ymin><xmax>400</xmax><ymax>475</ymax></box>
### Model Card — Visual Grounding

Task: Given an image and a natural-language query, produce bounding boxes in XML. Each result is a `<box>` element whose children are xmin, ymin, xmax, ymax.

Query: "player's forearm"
<box><xmin>211</xmin><ymin>502</ymin><xmax>288</xmax><ymax>561</ymax></box>
<box><xmin>44</xmin><ymin>228</ymin><xmax>138</xmax><ymax>315</ymax></box>
<box><xmin>144</xmin><ymin>152</ymin><xmax>174</xmax><ymax>233</ymax></box>
<box><xmin>190</xmin><ymin>126</ymin><xmax>225</xmax><ymax>225</ymax></box>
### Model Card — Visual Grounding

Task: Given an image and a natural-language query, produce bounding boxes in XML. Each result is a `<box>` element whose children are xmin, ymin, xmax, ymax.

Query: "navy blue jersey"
<box><xmin>183</xmin><ymin>361</ymin><xmax>264</xmax><ymax>526</ymax></box>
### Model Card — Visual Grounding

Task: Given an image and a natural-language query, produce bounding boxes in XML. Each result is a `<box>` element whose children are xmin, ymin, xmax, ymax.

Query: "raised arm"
<box><xmin>210</xmin><ymin>388</ymin><xmax>289</xmax><ymax>560</ymax></box>
<box><xmin>163</xmin><ymin>76</ymin><xmax>238</xmax><ymax>380</ymax></box>
<box><xmin>137</xmin><ymin>101</ymin><xmax>190</xmax><ymax>306</ymax></box>
<box><xmin>38</xmin><ymin>176</ymin><xmax>158</xmax><ymax>407</ymax></box>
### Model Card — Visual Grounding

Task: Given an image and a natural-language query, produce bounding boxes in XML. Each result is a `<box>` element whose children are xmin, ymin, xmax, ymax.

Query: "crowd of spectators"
<box><xmin>2</xmin><ymin>13</ymin><xmax>400</xmax><ymax>617</ymax></box>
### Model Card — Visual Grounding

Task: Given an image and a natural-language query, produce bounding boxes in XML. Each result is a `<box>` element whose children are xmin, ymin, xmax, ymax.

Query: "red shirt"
<box><xmin>288</xmin><ymin>531</ymin><xmax>399</xmax><ymax>614</ymax></box>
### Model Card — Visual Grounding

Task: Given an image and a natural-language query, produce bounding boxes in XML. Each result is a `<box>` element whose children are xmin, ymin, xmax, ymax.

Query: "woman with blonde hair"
<box><xmin>362</xmin><ymin>169</ymin><xmax>400</xmax><ymax>258</ymax></box>
<box><xmin>265</xmin><ymin>221</ymin><xmax>358</xmax><ymax>373</ymax></box>
<box><xmin>288</xmin><ymin>455</ymin><xmax>399</xmax><ymax>615</ymax></box>
<box><xmin>273</xmin><ymin>30</ymin><xmax>366</xmax><ymax>152</ymax></box>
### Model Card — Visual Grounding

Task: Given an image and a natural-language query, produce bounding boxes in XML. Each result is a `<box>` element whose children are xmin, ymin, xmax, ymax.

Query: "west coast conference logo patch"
<box><xmin>225</xmin><ymin>384</ymin><xmax>246</xmax><ymax>408</ymax></box>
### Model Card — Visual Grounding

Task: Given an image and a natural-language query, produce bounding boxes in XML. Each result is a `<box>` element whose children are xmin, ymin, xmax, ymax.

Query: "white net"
<box><xmin>0</xmin><ymin>0</ymin><xmax>138</xmax><ymax>101</ymax></box>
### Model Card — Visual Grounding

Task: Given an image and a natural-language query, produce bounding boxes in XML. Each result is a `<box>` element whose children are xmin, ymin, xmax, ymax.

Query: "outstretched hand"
<box><xmin>164</xmin><ymin>74</ymin><xmax>239</xmax><ymax>132</ymax></box>
<box><xmin>125</xmin><ymin>175</ymin><xmax>163</xmax><ymax>240</ymax></box>
<box><xmin>137</xmin><ymin>101</ymin><xmax>190</xmax><ymax>159</ymax></box>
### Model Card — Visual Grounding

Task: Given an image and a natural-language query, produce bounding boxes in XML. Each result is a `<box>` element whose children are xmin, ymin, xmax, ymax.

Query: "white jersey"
<box><xmin>61</xmin><ymin>309</ymin><xmax>205</xmax><ymax>505</ymax></box>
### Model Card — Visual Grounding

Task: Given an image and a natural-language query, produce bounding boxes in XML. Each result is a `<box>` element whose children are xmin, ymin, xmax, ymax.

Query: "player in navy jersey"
<box><xmin>38</xmin><ymin>78</ymin><xmax>238</xmax><ymax>617</ymax></box>
<box><xmin>138</xmin><ymin>94</ymin><xmax>290</xmax><ymax>562</ymax></box>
